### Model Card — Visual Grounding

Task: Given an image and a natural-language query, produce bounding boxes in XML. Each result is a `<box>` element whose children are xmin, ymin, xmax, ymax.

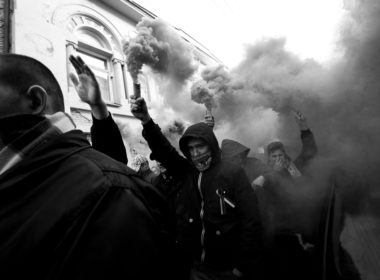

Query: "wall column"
<box><xmin>112</xmin><ymin>57</ymin><xmax>125</xmax><ymax>105</ymax></box>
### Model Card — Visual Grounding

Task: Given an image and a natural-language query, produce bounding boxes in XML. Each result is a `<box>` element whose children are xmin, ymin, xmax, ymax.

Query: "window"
<box><xmin>76</xmin><ymin>30</ymin><xmax>115</xmax><ymax>103</ymax></box>
<box><xmin>76</xmin><ymin>47</ymin><xmax>114</xmax><ymax>102</ymax></box>
<box><xmin>66</xmin><ymin>14</ymin><xmax>127</xmax><ymax>106</ymax></box>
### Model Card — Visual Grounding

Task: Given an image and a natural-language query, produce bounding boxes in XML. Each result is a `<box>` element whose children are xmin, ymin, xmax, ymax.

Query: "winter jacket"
<box><xmin>221</xmin><ymin>139</ymin><xmax>269</xmax><ymax>183</ymax></box>
<box><xmin>142</xmin><ymin>119</ymin><xmax>263</xmax><ymax>275</ymax></box>
<box><xmin>0</xmin><ymin>119</ymin><xmax>174</xmax><ymax>279</ymax></box>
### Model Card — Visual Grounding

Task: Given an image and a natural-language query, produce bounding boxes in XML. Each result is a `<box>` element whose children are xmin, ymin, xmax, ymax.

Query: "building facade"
<box><xmin>3</xmin><ymin>0</ymin><xmax>221</xmax><ymax>166</ymax></box>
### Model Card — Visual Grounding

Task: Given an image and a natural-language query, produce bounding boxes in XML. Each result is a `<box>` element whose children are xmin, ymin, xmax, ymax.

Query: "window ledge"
<box><xmin>105</xmin><ymin>102</ymin><xmax>122</xmax><ymax>107</ymax></box>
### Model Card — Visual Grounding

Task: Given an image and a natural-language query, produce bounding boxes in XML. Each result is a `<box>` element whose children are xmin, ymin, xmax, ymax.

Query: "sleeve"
<box><xmin>90</xmin><ymin>113</ymin><xmax>128</xmax><ymax>164</ymax></box>
<box><xmin>232</xmin><ymin>167</ymin><xmax>264</xmax><ymax>275</ymax></box>
<box><xmin>142</xmin><ymin>119</ymin><xmax>189</xmax><ymax>177</ymax></box>
<box><xmin>294</xmin><ymin>129</ymin><xmax>318</xmax><ymax>170</ymax></box>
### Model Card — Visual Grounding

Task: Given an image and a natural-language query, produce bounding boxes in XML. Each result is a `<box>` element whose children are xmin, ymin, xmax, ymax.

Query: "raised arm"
<box><xmin>130</xmin><ymin>96</ymin><xmax>189</xmax><ymax>177</ymax></box>
<box><xmin>69</xmin><ymin>55</ymin><xmax>128</xmax><ymax>164</ymax></box>
<box><xmin>292</xmin><ymin>110</ymin><xmax>317</xmax><ymax>169</ymax></box>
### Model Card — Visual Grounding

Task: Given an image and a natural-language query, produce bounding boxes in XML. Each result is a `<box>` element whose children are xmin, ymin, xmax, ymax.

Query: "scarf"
<box><xmin>191</xmin><ymin>151</ymin><xmax>212</xmax><ymax>172</ymax></box>
<box><xmin>0</xmin><ymin>112</ymin><xmax>76</xmax><ymax>175</ymax></box>
<box><xmin>287</xmin><ymin>160</ymin><xmax>302</xmax><ymax>177</ymax></box>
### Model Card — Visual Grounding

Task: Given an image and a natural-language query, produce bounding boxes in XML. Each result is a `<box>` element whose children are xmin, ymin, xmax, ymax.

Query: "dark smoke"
<box><xmin>124</xmin><ymin>17</ymin><xmax>199</xmax><ymax>123</ymax></box>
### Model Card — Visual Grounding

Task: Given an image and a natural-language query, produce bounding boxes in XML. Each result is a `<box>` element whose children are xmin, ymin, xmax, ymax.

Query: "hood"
<box><xmin>221</xmin><ymin>139</ymin><xmax>250</xmax><ymax>159</ymax></box>
<box><xmin>179</xmin><ymin>122</ymin><xmax>221</xmax><ymax>163</ymax></box>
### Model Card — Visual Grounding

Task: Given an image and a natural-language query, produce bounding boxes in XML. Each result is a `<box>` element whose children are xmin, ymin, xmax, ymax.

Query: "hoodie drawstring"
<box><xmin>198</xmin><ymin>172</ymin><xmax>206</xmax><ymax>263</ymax></box>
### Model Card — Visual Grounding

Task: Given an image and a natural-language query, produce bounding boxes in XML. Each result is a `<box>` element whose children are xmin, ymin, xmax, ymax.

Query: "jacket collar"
<box><xmin>0</xmin><ymin>112</ymin><xmax>76</xmax><ymax>175</ymax></box>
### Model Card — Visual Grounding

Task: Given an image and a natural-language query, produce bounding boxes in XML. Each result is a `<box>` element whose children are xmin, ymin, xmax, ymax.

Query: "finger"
<box><xmin>76</xmin><ymin>56</ymin><xmax>86</xmax><ymax>66</ymax></box>
<box><xmin>74</xmin><ymin>56</ymin><xmax>89</xmax><ymax>75</ymax></box>
<box><xmin>69</xmin><ymin>72</ymin><xmax>79</xmax><ymax>88</ymax></box>
<box><xmin>69</xmin><ymin>56</ymin><xmax>83</xmax><ymax>74</ymax></box>
<box><xmin>130</xmin><ymin>105</ymin><xmax>140</xmax><ymax>112</ymax></box>
<box><xmin>83</xmin><ymin>64</ymin><xmax>96</xmax><ymax>79</ymax></box>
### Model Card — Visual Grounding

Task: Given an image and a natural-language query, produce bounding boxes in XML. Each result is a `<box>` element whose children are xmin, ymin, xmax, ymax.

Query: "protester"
<box><xmin>250</xmin><ymin>110</ymin><xmax>319</xmax><ymax>280</ymax></box>
<box><xmin>221</xmin><ymin>139</ymin><xmax>269</xmax><ymax>184</ymax></box>
<box><xmin>130</xmin><ymin>95</ymin><xmax>263</xmax><ymax>280</ymax></box>
<box><xmin>0</xmin><ymin>54</ymin><xmax>175</xmax><ymax>279</ymax></box>
<box><xmin>265</xmin><ymin>110</ymin><xmax>317</xmax><ymax>178</ymax></box>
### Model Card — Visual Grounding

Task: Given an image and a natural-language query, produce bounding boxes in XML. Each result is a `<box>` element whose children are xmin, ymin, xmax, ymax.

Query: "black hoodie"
<box><xmin>221</xmin><ymin>139</ymin><xmax>269</xmax><ymax>183</ymax></box>
<box><xmin>142</xmin><ymin>119</ymin><xmax>263</xmax><ymax>275</ymax></box>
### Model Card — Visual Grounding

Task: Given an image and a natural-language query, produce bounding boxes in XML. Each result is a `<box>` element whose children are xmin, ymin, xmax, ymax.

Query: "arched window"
<box><xmin>66</xmin><ymin>14</ymin><xmax>127</xmax><ymax>105</ymax></box>
<box><xmin>76</xmin><ymin>27</ymin><xmax>115</xmax><ymax>103</ymax></box>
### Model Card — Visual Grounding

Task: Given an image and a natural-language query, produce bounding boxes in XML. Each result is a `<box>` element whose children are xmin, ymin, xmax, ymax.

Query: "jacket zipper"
<box><xmin>198</xmin><ymin>172</ymin><xmax>206</xmax><ymax>263</ymax></box>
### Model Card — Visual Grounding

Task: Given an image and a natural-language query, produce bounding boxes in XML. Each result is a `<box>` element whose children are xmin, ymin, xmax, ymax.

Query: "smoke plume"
<box><xmin>190</xmin><ymin>65</ymin><xmax>243</xmax><ymax>112</ymax></box>
<box><xmin>124</xmin><ymin>17</ymin><xmax>199</xmax><ymax>123</ymax></box>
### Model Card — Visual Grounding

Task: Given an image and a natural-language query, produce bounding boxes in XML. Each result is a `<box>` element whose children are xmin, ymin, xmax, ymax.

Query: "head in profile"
<box><xmin>0</xmin><ymin>54</ymin><xmax>64</xmax><ymax>119</ymax></box>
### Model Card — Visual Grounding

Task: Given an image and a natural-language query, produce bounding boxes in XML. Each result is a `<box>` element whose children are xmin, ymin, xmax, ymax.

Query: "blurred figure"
<box><xmin>221</xmin><ymin>139</ymin><xmax>269</xmax><ymax>184</ymax></box>
<box><xmin>131</xmin><ymin>154</ymin><xmax>157</xmax><ymax>183</ymax></box>
<box><xmin>0</xmin><ymin>54</ymin><xmax>174</xmax><ymax>279</ymax></box>
<box><xmin>252</xmin><ymin>110</ymin><xmax>319</xmax><ymax>280</ymax></box>
<box><xmin>266</xmin><ymin>110</ymin><xmax>317</xmax><ymax>177</ymax></box>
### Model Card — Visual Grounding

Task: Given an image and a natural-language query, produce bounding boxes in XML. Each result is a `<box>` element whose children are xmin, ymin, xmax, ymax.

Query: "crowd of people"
<box><xmin>0</xmin><ymin>53</ymin><xmax>361</xmax><ymax>279</ymax></box>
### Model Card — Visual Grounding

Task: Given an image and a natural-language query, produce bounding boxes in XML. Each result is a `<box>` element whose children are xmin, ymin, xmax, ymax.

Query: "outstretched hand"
<box><xmin>130</xmin><ymin>96</ymin><xmax>151</xmax><ymax>124</ymax></box>
<box><xmin>69</xmin><ymin>55</ymin><xmax>108</xmax><ymax>119</ymax></box>
<box><xmin>292</xmin><ymin>110</ymin><xmax>309</xmax><ymax>131</ymax></box>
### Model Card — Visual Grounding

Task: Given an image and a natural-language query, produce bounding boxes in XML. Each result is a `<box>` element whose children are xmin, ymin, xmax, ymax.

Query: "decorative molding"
<box><xmin>51</xmin><ymin>4</ymin><xmax>124</xmax><ymax>56</ymax></box>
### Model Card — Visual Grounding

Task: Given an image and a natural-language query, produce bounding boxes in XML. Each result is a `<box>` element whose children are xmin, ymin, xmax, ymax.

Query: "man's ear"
<box><xmin>26</xmin><ymin>85</ymin><xmax>48</xmax><ymax>115</ymax></box>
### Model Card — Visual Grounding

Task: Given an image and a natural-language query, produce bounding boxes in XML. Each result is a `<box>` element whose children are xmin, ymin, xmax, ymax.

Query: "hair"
<box><xmin>266</xmin><ymin>141</ymin><xmax>286</xmax><ymax>155</ymax></box>
<box><xmin>0</xmin><ymin>54</ymin><xmax>64</xmax><ymax>112</ymax></box>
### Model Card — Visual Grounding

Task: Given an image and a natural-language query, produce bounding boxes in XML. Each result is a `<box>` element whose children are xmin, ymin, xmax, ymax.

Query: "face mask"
<box><xmin>191</xmin><ymin>151</ymin><xmax>212</xmax><ymax>172</ymax></box>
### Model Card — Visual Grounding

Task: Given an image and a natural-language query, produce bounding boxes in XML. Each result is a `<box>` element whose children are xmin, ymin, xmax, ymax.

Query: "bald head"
<box><xmin>0</xmin><ymin>54</ymin><xmax>64</xmax><ymax>117</ymax></box>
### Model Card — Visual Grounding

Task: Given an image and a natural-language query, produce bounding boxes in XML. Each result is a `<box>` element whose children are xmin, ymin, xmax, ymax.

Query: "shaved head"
<box><xmin>0</xmin><ymin>54</ymin><xmax>64</xmax><ymax>114</ymax></box>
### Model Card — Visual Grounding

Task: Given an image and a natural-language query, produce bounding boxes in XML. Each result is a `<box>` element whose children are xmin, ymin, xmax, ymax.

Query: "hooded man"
<box><xmin>130</xmin><ymin>96</ymin><xmax>263</xmax><ymax>280</ymax></box>
<box><xmin>221</xmin><ymin>139</ymin><xmax>269</xmax><ymax>185</ymax></box>
<box><xmin>0</xmin><ymin>54</ymin><xmax>174</xmax><ymax>279</ymax></box>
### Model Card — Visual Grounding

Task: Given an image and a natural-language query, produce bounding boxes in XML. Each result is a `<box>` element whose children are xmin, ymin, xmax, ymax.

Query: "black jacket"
<box><xmin>0</xmin><ymin>129</ymin><xmax>173</xmax><ymax>280</ymax></box>
<box><xmin>91</xmin><ymin>113</ymin><xmax>128</xmax><ymax>164</ymax></box>
<box><xmin>142</xmin><ymin>120</ymin><xmax>263</xmax><ymax>274</ymax></box>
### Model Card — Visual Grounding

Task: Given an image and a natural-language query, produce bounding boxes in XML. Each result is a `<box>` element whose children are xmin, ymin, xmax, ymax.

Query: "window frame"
<box><xmin>76</xmin><ymin>40</ymin><xmax>117</xmax><ymax>104</ymax></box>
